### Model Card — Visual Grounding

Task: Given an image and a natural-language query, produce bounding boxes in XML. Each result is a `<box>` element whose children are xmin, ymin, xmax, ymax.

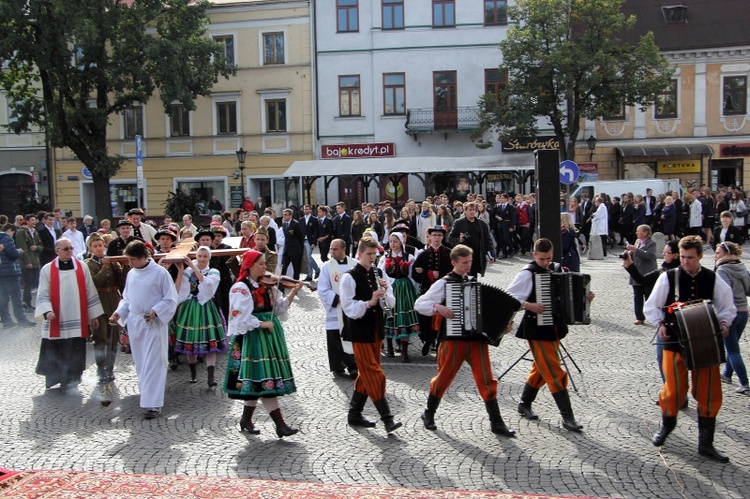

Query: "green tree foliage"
<box><xmin>473</xmin><ymin>0</ymin><xmax>674</xmax><ymax>161</ymax></box>
<box><xmin>163</xmin><ymin>188</ymin><xmax>201</xmax><ymax>222</ymax></box>
<box><xmin>0</xmin><ymin>0</ymin><xmax>235</xmax><ymax>221</ymax></box>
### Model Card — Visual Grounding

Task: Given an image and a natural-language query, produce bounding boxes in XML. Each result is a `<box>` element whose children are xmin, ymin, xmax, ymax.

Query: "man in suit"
<box><xmin>580</xmin><ymin>192</ymin><xmax>594</xmax><ymax>247</ymax></box>
<box><xmin>317</xmin><ymin>205</ymin><xmax>335</xmax><ymax>262</ymax></box>
<box><xmin>280</xmin><ymin>208</ymin><xmax>305</xmax><ymax>280</ymax></box>
<box><xmin>38</xmin><ymin>212</ymin><xmax>58</xmax><ymax>267</ymax></box>
<box><xmin>448</xmin><ymin>202</ymin><xmax>494</xmax><ymax>277</ymax></box>
<box><xmin>644</xmin><ymin>188</ymin><xmax>656</xmax><ymax>228</ymax></box>
<box><xmin>299</xmin><ymin>204</ymin><xmax>320</xmax><ymax>281</ymax></box>
<box><xmin>494</xmin><ymin>193</ymin><xmax>516</xmax><ymax>258</ymax></box>
<box><xmin>333</xmin><ymin>202</ymin><xmax>352</xmax><ymax>255</ymax></box>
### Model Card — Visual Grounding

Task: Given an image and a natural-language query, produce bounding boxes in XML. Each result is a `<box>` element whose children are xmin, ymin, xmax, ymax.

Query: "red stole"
<box><xmin>49</xmin><ymin>258</ymin><xmax>89</xmax><ymax>338</ymax></box>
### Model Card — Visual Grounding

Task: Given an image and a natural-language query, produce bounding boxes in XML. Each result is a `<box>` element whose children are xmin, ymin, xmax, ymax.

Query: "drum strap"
<box><xmin>666</xmin><ymin>268</ymin><xmax>679</xmax><ymax>304</ymax></box>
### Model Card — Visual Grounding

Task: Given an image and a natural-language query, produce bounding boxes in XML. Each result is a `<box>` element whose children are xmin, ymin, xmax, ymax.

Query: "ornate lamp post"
<box><xmin>586</xmin><ymin>135</ymin><xmax>597</xmax><ymax>160</ymax></box>
<box><xmin>236</xmin><ymin>147</ymin><xmax>247</xmax><ymax>207</ymax></box>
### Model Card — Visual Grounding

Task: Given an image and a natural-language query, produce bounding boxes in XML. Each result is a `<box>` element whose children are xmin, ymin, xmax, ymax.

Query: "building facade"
<box><xmin>577</xmin><ymin>1</ymin><xmax>750</xmax><ymax>193</ymax></box>
<box><xmin>52</xmin><ymin>0</ymin><xmax>313</xmax><ymax>219</ymax></box>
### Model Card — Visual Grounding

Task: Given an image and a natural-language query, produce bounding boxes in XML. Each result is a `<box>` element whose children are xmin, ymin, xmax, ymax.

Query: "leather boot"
<box><xmin>552</xmin><ymin>390</ymin><xmax>583</xmax><ymax>432</ymax></box>
<box><xmin>239</xmin><ymin>405</ymin><xmax>260</xmax><ymax>434</ymax></box>
<box><xmin>517</xmin><ymin>383</ymin><xmax>539</xmax><ymax>420</ymax></box>
<box><xmin>348</xmin><ymin>391</ymin><xmax>376</xmax><ymax>428</ymax></box>
<box><xmin>373</xmin><ymin>398</ymin><xmax>402</xmax><ymax>433</ymax></box>
<box><xmin>189</xmin><ymin>363</ymin><xmax>197</xmax><ymax>383</ymax></box>
<box><xmin>421</xmin><ymin>394</ymin><xmax>441</xmax><ymax>431</ymax></box>
<box><xmin>269</xmin><ymin>408</ymin><xmax>299</xmax><ymax>438</ymax></box>
<box><xmin>401</xmin><ymin>340</ymin><xmax>410</xmax><ymax>363</ymax></box>
<box><xmin>386</xmin><ymin>339</ymin><xmax>395</xmax><ymax>357</ymax></box>
<box><xmin>697</xmin><ymin>417</ymin><xmax>729</xmax><ymax>463</ymax></box>
<box><xmin>652</xmin><ymin>415</ymin><xmax>677</xmax><ymax>446</ymax></box>
<box><xmin>105</xmin><ymin>344</ymin><xmax>117</xmax><ymax>383</ymax></box>
<box><xmin>207</xmin><ymin>366</ymin><xmax>217</xmax><ymax>387</ymax></box>
<box><xmin>484</xmin><ymin>399</ymin><xmax>516</xmax><ymax>437</ymax></box>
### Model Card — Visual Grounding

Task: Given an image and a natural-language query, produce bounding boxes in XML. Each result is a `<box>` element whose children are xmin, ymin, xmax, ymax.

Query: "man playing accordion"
<box><xmin>644</xmin><ymin>235</ymin><xmax>735</xmax><ymax>463</ymax></box>
<box><xmin>414</xmin><ymin>244</ymin><xmax>516</xmax><ymax>437</ymax></box>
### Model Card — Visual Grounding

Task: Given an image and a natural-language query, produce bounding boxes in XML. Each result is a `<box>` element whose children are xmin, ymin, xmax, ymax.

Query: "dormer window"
<box><xmin>662</xmin><ymin>5</ymin><xmax>688</xmax><ymax>24</ymax></box>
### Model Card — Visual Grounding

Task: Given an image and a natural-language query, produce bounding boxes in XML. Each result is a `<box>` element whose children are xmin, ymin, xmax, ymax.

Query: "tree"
<box><xmin>473</xmin><ymin>0</ymin><xmax>674</xmax><ymax>162</ymax></box>
<box><xmin>0</xmin><ymin>0</ymin><xmax>235</xmax><ymax>222</ymax></box>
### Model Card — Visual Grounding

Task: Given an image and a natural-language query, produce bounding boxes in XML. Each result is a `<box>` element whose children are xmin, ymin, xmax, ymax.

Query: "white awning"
<box><xmin>283</xmin><ymin>154</ymin><xmax>535</xmax><ymax>177</ymax></box>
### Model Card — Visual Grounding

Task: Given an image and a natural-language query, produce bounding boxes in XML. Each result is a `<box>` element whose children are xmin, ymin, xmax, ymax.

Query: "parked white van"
<box><xmin>570</xmin><ymin>179</ymin><xmax>682</xmax><ymax>200</ymax></box>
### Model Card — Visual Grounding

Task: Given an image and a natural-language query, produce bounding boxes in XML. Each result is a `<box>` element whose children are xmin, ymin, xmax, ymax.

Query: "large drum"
<box><xmin>672</xmin><ymin>300</ymin><xmax>725</xmax><ymax>370</ymax></box>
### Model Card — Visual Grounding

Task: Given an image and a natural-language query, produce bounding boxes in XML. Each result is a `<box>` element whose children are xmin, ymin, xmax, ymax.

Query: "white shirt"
<box><xmin>339</xmin><ymin>266</ymin><xmax>395</xmax><ymax>320</ymax></box>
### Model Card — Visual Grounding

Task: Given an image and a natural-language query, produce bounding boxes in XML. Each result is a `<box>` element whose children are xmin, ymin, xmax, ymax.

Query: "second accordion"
<box><xmin>445</xmin><ymin>279</ymin><xmax>521</xmax><ymax>346</ymax></box>
<box><xmin>534</xmin><ymin>272</ymin><xmax>591</xmax><ymax>326</ymax></box>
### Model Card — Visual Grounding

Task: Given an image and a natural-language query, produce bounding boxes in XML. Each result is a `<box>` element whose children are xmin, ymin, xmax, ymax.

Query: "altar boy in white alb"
<box><xmin>110</xmin><ymin>240</ymin><xmax>178</xmax><ymax>419</ymax></box>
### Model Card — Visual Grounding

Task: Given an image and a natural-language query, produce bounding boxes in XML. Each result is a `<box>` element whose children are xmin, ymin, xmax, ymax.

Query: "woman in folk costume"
<box><xmin>223</xmin><ymin>250</ymin><xmax>303</xmax><ymax>437</ymax></box>
<box><xmin>173</xmin><ymin>246</ymin><xmax>228</xmax><ymax>387</ymax></box>
<box><xmin>378</xmin><ymin>231</ymin><xmax>420</xmax><ymax>362</ymax></box>
<box><xmin>35</xmin><ymin>237</ymin><xmax>104</xmax><ymax>391</ymax></box>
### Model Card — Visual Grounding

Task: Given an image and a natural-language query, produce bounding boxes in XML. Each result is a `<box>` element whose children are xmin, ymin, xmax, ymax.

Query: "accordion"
<box><xmin>534</xmin><ymin>272</ymin><xmax>591</xmax><ymax>326</ymax></box>
<box><xmin>445</xmin><ymin>279</ymin><xmax>521</xmax><ymax>346</ymax></box>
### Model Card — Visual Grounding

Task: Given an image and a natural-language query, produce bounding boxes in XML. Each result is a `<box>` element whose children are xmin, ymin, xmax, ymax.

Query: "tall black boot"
<box><xmin>652</xmin><ymin>415</ymin><xmax>677</xmax><ymax>446</ymax></box>
<box><xmin>386</xmin><ymin>338</ymin><xmax>395</xmax><ymax>357</ymax></box>
<box><xmin>373</xmin><ymin>398</ymin><xmax>402</xmax><ymax>433</ymax></box>
<box><xmin>421</xmin><ymin>394</ymin><xmax>441</xmax><ymax>431</ymax></box>
<box><xmin>207</xmin><ymin>366</ymin><xmax>217</xmax><ymax>387</ymax></box>
<box><xmin>401</xmin><ymin>340</ymin><xmax>410</xmax><ymax>363</ymax></box>
<box><xmin>189</xmin><ymin>363</ymin><xmax>197</xmax><ymax>383</ymax></box>
<box><xmin>552</xmin><ymin>390</ymin><xmax>583</xmax><ymax>432</ymax></box>
<box><xmin>348</xmin><ymin>391</ymin><xmax>376</xmax><ymax>428</ymax></box>
<box><xmin>239</xmin><ymin>405</ymin><xmax>260</xmax><ymax>434</ymax></box>
<box><xmin>269</xmin><ymin>408</ymin><xmax>299</xmax><ymax>438</ymax></box>
<box><xmin>105</xmin><ymin>344</ymin><xmax>117</xmax><ymax>383</ymax></box>
<box><xmin>484</xmin><ymin>399</ymin><xmax>516</xmax><ymax>437</ymax></box>
<box><xmin>698</xmin><ymin>417</ymin><xmax>729</xmax><ymax>463</ymax></box>
<box><xmin>517</xmin><ymin>383</ymin><xmax>539</xmax><ymax>420</ymax></box>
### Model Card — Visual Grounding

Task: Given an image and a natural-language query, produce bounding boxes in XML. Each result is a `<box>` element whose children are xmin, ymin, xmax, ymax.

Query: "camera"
<box><xmin>618</xmin><ymin>251</ymin><xmax>630</xmax><ymax>260</ymax></box>
<box><xmin>462</xmin><ymin>232</ymin><xmax>471</xmax><ymax>241</ymax></box>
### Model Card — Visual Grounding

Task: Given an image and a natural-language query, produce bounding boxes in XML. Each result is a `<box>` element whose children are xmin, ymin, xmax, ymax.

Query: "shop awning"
<box><xmin>616</xmin><ymin>145</ymin><xmax>714</xmax><ymax>157</ymax></box>
<box><xmin>283</xmin><ymin>154</ymin><xmax>535</xmax><ymax>177</ymax></box>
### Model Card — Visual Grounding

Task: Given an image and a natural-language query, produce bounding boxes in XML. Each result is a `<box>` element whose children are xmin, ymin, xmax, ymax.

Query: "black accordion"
<box><xmin>445</xmin><ymin>279</ymin><xmax>521</xmax><ymax>346</ymax></box>
<box><xmin>534</xmin><ymin>272</ymin><xmax>591</xmax><ymax>326</ymax></box>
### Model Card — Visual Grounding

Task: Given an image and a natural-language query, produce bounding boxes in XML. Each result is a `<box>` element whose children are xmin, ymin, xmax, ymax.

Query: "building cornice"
<box><xmin>665</xmin><ymin>46</ymin><xmax>750</xmax><ymax>64</ymax></box>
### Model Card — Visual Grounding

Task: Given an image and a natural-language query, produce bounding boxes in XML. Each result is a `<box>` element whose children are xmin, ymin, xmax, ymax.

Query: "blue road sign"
<box><xmin>559</xmin><ymin>160</ymin><xmax>579</xmax><ymax>185</ymax></box>
<box><xmin>135</xmin><ymin>135</ymin><xmax>143</xmax><ymax>167</ymax></box>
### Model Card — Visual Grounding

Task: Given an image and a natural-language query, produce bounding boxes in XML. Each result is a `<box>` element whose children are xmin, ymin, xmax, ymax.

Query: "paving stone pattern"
<box><xmin>1</xmin><ymin>250</ymin><xmax>749</xmax><ymax>499</ymax></box>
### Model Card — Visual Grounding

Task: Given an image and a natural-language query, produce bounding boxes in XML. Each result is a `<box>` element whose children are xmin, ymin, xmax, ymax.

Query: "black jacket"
<box><xmin>282</xmin><ymin>219</ymin><xmax>305</xmax><ymax>256</ymax></box>
<box><xmin>298</xmin><ymin>214</ymin><xmax>319</xmax><ymax>245</ymax></box>
<box><xmin>334</xmin><ymin>212</ymin><xmax>352</xmax><ymax>243</ymax></box>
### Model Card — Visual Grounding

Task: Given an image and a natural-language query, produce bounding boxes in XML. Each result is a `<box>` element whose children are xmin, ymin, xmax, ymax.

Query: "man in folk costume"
<box><xmin>106</xmin><ymin>219</ymin><xmax>137</xmax><ymax>257</ymax></box>
<box><xmin>35</xmin><ymin>238</ymin><xmax>104</xmax><ymax>391</ymax></box>
<box><xmin>412</xmin><ymin>225</ymin><xmax>452</xmax><ymax>355</ymax></box>
<box><xmin>340</xmin><ymin>238</ymin><xmax>401</xmax><ymax>433</ymax></box>
<box><xmin>317</xmin><ymin>239</ymin><xmax>358</xmax><ymax>379</ymax></box>
<box><xmin>84</xmin><ymin>233</ymin><xmax>125</xmax><ymax>405</ymax></box>
<box><xmin>414</xmin><ymin>244</ymin><xmax>516</xmax><ymax>437</ymax></box>
<box><xmin>254</xmin><ymin>226</ymin><xmax>278</xmax><ymax>274</ymax></box>
<box><xmin>644</xmin><ymin>235</ymin><xmax>735</xmax><ymax>463</ymax></box>
<box><xmin>110</xmin><ymin>240</ymin><xmax>179</xmax><ymax>419</ymax></box>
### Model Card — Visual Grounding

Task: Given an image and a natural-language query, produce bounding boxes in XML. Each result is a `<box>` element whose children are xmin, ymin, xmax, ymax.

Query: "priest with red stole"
<box><xmin>35</xmin><ymin>237</ymin><xmax>103</xmax><ymax>391</ymax></box>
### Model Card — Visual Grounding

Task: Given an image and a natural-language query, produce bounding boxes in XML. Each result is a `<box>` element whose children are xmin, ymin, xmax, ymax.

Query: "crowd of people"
<box><xmin>0</xmin><ymin>179</ymin><xmax>746</xmax><ymax>464</ymax></box>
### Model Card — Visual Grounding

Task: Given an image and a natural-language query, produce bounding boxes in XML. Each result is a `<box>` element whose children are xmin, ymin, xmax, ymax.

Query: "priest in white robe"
<box><xmin>111</xmin><ymin>240</ymin><xmax>178</xmax><ymax>419</ymax></box>
<box><xmin>35</xmin><ymin>238</ymin><xmax>104</xmax><ymax>390</ymax></box>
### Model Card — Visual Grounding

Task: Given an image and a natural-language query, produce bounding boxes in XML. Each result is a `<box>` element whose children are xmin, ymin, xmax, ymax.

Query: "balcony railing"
<box><xmin>405</xmin><ymin>107</ymin><xmax>481</xmax><ymax>135</ymax></box>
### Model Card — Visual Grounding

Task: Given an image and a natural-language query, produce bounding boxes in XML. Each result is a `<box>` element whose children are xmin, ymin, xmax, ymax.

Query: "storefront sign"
<box><xmin>321</xmin><ymin>142</ymin><xmax>395</xmax><ymax>159</ymax></box>
<box><xmin>720</xmin><ymin>143</ymin><xmax>750</xmax><ymax>157</ymax></box>
<box><xmin>578</xmin><ymin>162</ymin><xmax>599</xmax><ymax>181</ymax></box>
<box><xmin>380</xmin><ymin>175</ymin><xmax>409</xmax><ymax>205</ymax></box>
<box><xmin>230</xmin><ymin>185</ymin><xmax>244</xmax><ymax>208</ymax></box>
<box><xmin>501</xmin><ymin>136</ymin><xmax>560</xmax><ymax>152</ymax></box>
<box><xmin>657</xmin><ymin>160</ymin><xmax>700</xmax><ymax>174</ymax></box>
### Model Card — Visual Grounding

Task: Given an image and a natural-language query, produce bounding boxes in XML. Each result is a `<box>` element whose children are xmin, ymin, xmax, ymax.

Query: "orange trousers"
<box><xmin>352</xmin><ymin>339</ymin><xmax>386</xmax><ymax>402</ymax></box>
<box><xmin>660</xmin><ymin>350</ymin><xmax>722</xmax><ymax>418</ymax></box>
<box><xmin>429</xmin><ymin>340</ymin><xmax>497</xmax><ymax>401</ymax></box>
<box><xmin>526</xmin><ymin>340</ymin><xmax>568</xmax><ymax>394</ymax></box>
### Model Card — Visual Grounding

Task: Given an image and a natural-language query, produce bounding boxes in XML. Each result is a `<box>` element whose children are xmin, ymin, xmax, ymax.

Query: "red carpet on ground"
<box><xmin>0</xmin><ymin>469</ymin><xmax>608</xmax><ymax>498</ymax></box>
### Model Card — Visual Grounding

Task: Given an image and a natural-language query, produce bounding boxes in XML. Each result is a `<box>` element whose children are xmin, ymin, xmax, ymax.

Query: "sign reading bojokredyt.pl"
<box><xmin>321</xmin><ymin>142</ymin><xmax>395</xmax><ymax>159</ymax></box>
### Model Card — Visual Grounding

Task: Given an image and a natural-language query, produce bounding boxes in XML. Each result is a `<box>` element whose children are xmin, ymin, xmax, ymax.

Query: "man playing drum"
<box><xmin>644</xmin><ymin>235</ymin><xmax>736</xmax><ymax>463</ymax></box>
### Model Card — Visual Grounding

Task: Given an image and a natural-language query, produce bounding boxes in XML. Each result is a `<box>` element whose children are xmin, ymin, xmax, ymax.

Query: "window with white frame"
<box><xmin>263</xmin><ymin>32</ymin><xmax>284</xmax><ymax>65</ymax></box>
<box><xmin>123</xmin><ymin>105</ymin><xmax>144</xmax><ymax>139</ymax></box>
<box><xmin>265</xmin><ymin>99</ymin><xmax>287</xmax><ymax>132</ymax></box>
<box><xmin>170</xmin><ymin>104</ymin><xmax>190</xmax><ymax>136</ymax></box>
<box><xmin>213</xmin><ymin>35</ymin><xmax>236</xmax><ymax>66</ymax></box>
<box><xmin>723</xmin><ymin>76</ymin><xmax>747</xmax><ymax>116</ymax></box>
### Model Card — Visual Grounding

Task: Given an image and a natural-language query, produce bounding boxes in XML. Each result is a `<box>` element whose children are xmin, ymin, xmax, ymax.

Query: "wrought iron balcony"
<box><xmin>405</xmin><ymin>107</ymin><xmax>481</xmax><ymax>135</ymax></box>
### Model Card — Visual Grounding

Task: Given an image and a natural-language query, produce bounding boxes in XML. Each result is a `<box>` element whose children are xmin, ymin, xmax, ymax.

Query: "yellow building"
<box><xmin>575</xmin><ymin>3</ymin><xmax>750</xmax><ymax>192</ymax></box>
<box><xmin>52</xmin><ymin>0</ymin><xmax>312</xmax><ymax>218</ymax></box>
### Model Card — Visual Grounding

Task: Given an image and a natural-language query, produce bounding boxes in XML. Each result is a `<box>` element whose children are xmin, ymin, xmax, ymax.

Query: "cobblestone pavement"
<box><xmin>1</xmin><ymin>249</ymin><xmax>749</xmax><ymax>499</ymax></box>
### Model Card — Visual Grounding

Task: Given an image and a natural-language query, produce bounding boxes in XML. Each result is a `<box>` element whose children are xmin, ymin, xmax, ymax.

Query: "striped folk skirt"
<box><xmin>384</xmin><ymin>277</ymin><xmax>420</xmax><ymax>340</ymax></box>
<box><xmin>173</xmin><ymin>297</ymin><xmax>228</xmax><ymax>355</ymax></box>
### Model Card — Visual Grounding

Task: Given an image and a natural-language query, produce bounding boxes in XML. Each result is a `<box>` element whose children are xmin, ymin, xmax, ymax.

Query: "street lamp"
<box><xmin>236</xmin><ymin>147</ymin><xmax>247</xmax><ymax>208</ymax></box>
<box><xmin>586</xmin><ymin>135</ymin><xmax>597</xmax><ymax>160</ymax></box>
